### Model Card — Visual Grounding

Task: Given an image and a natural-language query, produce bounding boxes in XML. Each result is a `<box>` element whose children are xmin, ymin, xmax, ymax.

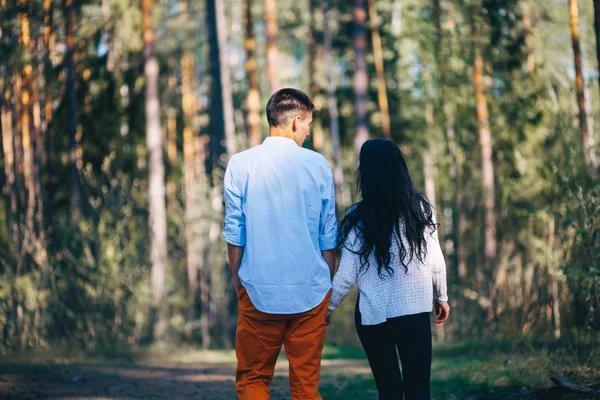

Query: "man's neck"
<box><xmin>269</xmin><ymin>128</ymin><xmax>299</xmax><ymax>146</ymax></box>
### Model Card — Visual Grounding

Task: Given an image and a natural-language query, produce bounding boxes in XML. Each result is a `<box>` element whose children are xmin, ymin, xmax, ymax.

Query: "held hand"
<box><xmin>435</xmin><ymin>301</ymin><xmax>450</xmax><ymax>324</ymax></box>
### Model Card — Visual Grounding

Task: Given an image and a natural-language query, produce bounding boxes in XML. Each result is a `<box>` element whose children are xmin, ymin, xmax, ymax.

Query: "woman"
<box><xmin>328</xmin><ymin>139</ymin><xmax>450</xmax><ymax>400</ymax></box>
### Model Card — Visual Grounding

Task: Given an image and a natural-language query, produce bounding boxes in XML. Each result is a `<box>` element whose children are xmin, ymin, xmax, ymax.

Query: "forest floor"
<box><xmin>1</xmin><ymin>340</ymin><xmax>599</xmax><ymax>400</ymax></box>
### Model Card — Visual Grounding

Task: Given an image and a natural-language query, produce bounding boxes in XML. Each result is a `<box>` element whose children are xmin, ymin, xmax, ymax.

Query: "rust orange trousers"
<box><xmin>235</xmin><ymin>286</ymin><xmax>331</xmax><ymax>400</ymax></box>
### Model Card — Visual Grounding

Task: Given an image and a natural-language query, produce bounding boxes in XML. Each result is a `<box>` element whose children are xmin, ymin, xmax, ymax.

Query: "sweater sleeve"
<box><xmin>329</xmin><ymin>234</ymin><xmax>359</xmax><ymax>312</ymax></box>
<box><xmin>428</xmin><ymin>219</ymin><xmax>448</xmax><ymax>303</ymax></box>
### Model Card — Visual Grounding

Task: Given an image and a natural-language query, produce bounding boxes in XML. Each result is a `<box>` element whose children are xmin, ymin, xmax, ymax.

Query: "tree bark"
<box><xmin>569</xmin><ymin>0</ymin><xmax>596</xmax><ymax>175</ymax></box>
<box><xmin>1</xmin><ymin>86</ymin><xmax>18</xmax><ymax>248</ymax></box>
<box><xmin>264</xmin><ymin>0</ymin><xmax>280</xmax><ymax>93</ymax></box>
<box><xmin>245</xmin><ymin>0</ymin><xmax>261</xmax><ymax>147</ymax></box>
<box><xmin>368</xmin><ymin>0</ymin><xmax>391</xmax><ymax>139</ymax></box>
<box><xmin>64</xmin><ymin>0</ymin><xmax>80</xmax><ymax>220</ymax></box>
<box><xmin>142</xmin><ymin>0</ymin><xmax>168</xmax><ymax>340</ymax></box>
<box><xmin>595</xmin><ymin>1</ymin><xmax>600</xmax><ymax>103</ymax></box>
<box><xmin>472</xmin><ymin>2</ymin><xmax>497</xmax><ymax>286</ymax></box>
<box><xmin>323</xmin><ymin>0</ymin><xmax>349</xmax><ymax>207</ymax></box>
<box><xmin>206</xmin><ymin>0</ymin><xmax>237</xmax><ymax>162</ymax></box>
<box><xmin>353</xmin><ymin>0</ymin><xmax>368</xmax><ymax>155</ymax></box>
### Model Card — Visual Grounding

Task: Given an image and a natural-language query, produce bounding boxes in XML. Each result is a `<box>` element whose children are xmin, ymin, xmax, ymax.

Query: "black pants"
<box><xmin>355</xmin><ymin>300</ymin><xmax>432</xmax><ymax>400</ymax></box>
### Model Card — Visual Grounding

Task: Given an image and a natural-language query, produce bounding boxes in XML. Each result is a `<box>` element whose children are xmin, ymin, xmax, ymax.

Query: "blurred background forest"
<box><xmin>0</xmin><ymin>0</ymin><xmax>599</xmax><ymax>353</ymax></box>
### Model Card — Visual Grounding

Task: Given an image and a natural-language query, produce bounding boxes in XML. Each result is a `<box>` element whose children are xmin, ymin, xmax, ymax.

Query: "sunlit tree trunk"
<box><xmin>569</xmin><ymin>0</ymin><xmax>596</xmax><ymax>175</ymax></box>
<box><xmin>18</xmin><ymin>2</ymin><xmax>36</xmax><ymax>226</ymax></box>
<box><xmin>368</xmin><ymin>0</ymin><xmax>390</xmax><ymax>139</ymax></box>
<box><xmin>143</xmin><ymin>0</ymin><xmax>168</xmax><ymax>340</ymax></box>
<box><xmin>264</xmin><ymin>0</ymin><xmax>280</xmax><ymax>93</ymax></box>
<box><xmin>353</xmin><ymin>0</ymin><xmax>368</xmax><ymax>155</ymax></box>
<box><xmin>246</xmin><ymin>0</ymin><xmax>261</xmax><ymax>147</ymax></box>
<box><xmin>323</xmin><ymin>0</ymin><xmax>349</xmax><ymax>207</ymax></box>
<box><xmin>472</xmin><ymin>2</ymin><xmax>496</xmax><ymax>296</ymax></box>
<box><xmin>13</xmin><ymin>72</ymin><xmax>25</xmax><ymax>210</ymax></box>
<box><xmin>1</xmin><ymin>85</ymin><xmax>18</xmax><ymax>248</ymax></box>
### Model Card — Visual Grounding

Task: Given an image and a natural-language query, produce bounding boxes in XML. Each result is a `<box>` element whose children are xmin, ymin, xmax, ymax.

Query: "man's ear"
<box><xmin>292</xmin><ymin>116</ymin><xmax>298</xmax><ymax>132</ymax></box>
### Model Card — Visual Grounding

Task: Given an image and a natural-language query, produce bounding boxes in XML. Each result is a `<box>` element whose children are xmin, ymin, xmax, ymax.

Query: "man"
<box><xmin>223</xmin><ymin>88</ymin><xmax>338</xmax><ymax>400</ymax></box>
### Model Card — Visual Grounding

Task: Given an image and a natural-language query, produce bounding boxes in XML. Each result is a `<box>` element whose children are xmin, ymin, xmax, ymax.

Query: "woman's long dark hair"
<box><xmin>338</xmin><ymin>139</ymin><xmax>437</xmax><ymax>277</ymax></box>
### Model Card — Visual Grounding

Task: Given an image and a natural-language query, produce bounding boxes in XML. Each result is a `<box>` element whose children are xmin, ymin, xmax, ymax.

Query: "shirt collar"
<box><xmin>263</xmin><ymin>136</ymin><xmax>299</xmax><ymax>147</ymax></box>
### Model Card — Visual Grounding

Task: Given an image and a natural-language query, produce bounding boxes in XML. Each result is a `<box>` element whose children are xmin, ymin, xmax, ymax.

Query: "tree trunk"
<box><xmin>353</xmin><ymin>0</ymin><xmax>368</xmax><ymax>155</ymax></box>
<box><xmin>595</xmin><ymin>1</ymin><xmax>600</xmax><ymax>103</ymax></box>
<box><xmin>64</xmin><ymin>0</ymin><xmax>80</xmax><ymax>220</ymax></box>
<box><xmin>368</xmin><ymin>0</ymin><xmax>391</xmax><ymax>139</ymax></box>
<box><xmin>323</xmin><ymin>0</ymin><xmax>349</xmax><ymax>207</ymax></box>
<box><xmin>12</xmin><ymin>72</ymin><xmax>25</xmax><ymax>210</ymax></box>
<box><xmin>142</xmin><ymin>0</ymin><xmax>168</xmax><ymax>341</ymax></box>
<box><xmin>433</xmin><ymin>0</ymin><xmax>462</xmax><ymax>279</ymax></box>
<box><xmin>308</xmin><ymin>0</ymin><xmax>324</xmax><ymax>151</ymax></box>
<box><xmin>19</xmin><ymin>4</ymin><xmax>36</xmax><ymax>226</ymax></box>
<box><xmin>245</xmin><ymin>0</ymin><xmax>261</xmax><ymax>147</ymax></box>
<box><xmin>569</xmin><ymin>0</ymin><xmax>596</xmax><ymax>175</ymax></box>
<box><xmin>472</xmin><ymin>2</ymin><xmax>496</xmax><ymax>293</ymax></box>
<box><xmin>1</xmin><ymin>86</ymin><xmax>18</xmax><ymax>248</ymax></box>
<box><xmin>206</xmin><ymin>0</ymin><xmax>237</xmax><ymax>162</ymax></box>
<box><xmin>264</xmin><ymin>0</ymin><xmax>280</xmax><ymax>93</ymax></box>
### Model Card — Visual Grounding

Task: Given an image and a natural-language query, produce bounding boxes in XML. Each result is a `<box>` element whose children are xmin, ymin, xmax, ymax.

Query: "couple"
<box><xmin>223</xmin><ymin>88</ymin><xmax>450</xmax><ymax>400</ymax></box>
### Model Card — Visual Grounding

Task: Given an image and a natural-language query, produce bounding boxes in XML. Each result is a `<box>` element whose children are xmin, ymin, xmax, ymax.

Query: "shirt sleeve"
<box><xmin>329</xmin><ymin>231</ymin><xmax>359</xmax><ymax>312</ymax></box>
<box><xmin>319</xmin><ymin>163</ymin><xmax>338</xmax><ymax>250</ymax></box>
<box><xmin>223</xmin><ymin>157</ymin><xmax>246</xmax><ymax>247</ymax></box>
<box><xmin>428</xmin><ymin>212</ymin><xmax>448</xmax><ymax>303</ymax></box>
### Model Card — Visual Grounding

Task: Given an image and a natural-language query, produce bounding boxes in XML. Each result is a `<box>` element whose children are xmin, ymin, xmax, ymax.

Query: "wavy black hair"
<box><xmin>338</xmin><ymin>139</ymin><xmax>437</xmax><ymax>277</ymax></box>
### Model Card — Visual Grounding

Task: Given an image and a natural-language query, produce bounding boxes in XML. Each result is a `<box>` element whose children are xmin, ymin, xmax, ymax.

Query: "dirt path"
<box><xmin>0</xmin><ymin>358</ymin><xmax>373</xmax><ymax>399</ymax></box>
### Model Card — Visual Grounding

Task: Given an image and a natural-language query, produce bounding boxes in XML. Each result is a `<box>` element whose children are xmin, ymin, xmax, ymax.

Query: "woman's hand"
<box><xmin>435</xmin><ymin>301</ymin><xmax>450</xmax><ymax>324</ymax></box>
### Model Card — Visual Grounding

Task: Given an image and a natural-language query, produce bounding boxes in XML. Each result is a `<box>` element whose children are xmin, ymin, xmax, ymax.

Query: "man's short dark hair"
<box><xmin>266</xmin><ymin>88</ymin><xmax>315</xmax><ymax>128</ymax></box>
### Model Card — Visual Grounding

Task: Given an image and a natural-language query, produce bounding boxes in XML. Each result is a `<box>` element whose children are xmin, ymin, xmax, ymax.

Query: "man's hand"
<box><xmin>435</xmin><ymin>301</ymin><xmax>450</xmax><ymax>324</ymax></box>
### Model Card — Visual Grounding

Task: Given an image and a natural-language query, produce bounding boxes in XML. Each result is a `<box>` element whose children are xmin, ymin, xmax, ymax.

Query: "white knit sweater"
<box><xmin>329</xmin><ymin>222</ymin><xmax>448</xmax><ymax>325</ymax></box>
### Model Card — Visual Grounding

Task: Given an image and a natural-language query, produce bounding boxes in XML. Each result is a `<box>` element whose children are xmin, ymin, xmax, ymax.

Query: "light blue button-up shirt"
<box><xmin>223</xmin><ymin>136</ymin><xmax>338</xmax><ymax>314</ymax></box>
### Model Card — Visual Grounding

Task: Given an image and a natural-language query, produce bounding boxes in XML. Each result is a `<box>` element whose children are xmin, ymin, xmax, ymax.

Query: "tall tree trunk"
<box><xmin>1</xmin><ymin>86</ymin><xmax>18</xmax><ymax>248</ymax></box>
<box><xmin>64</xmin><ymin>0</ymin><xmax>80</xmax><ymax>220</ymax></box>
<box><xmin>433</xmin><ymin>0</ymin><xmax>462</xmax><ymax>279</ymax></box>
<box><xmin>181</xmin><ymin>48</ymin><xmax>209</xmax><ymax>346</ymax></box>
<box><xmin>323</xmin><ymin>0</ymin><xmax>349</xmax><ymax>207</ymax></box>
<box><xmin>245</xmin><ymin>0</ymin><xmax>261</xmax><ymax>147</ymax></box>
<box><xmin>206</xmin><ymin>0</ymin><xmax>237</xmax><ymax>162</ymax></box>
<box><xmin>353</xmin><ymin>0</ymin><xmax>368</xmax><ymax>155</ymax></box>
<box><xmin>43</xmin><ymin>0</ymin><xmax>55</xmax><ymax>233</ymax></box>
<box><xmin>472</xmin><ymin>2</ymin><xmax>496</xmax><ymax>300</ymax></box>
<box><xmin>308</xmin><ymin>0</ymin><xmax>324</xmax><ymax>151</ymax></box>
<box><xmin>142</xmin><ymin>0</ymin><xmax>168</xmax><ymax>340</ymax></box>
<box><xmin>12</xmin><ymin>72</ymin><xmax>25</xmax><ymax>210</ymax></box>
<box><xmin>569</xmin><ymin>0</ymin><xmax>596</xmax><ymax>175</ymax></box>
<box><xmin>368</xmin><ymin>0</ymin><xmax>391</xmax><ymax>139</ymax></box>
<box><xmin>264</xmin><ymin>0</ymin><xmax>280</xmax><ymax>93</ymax></box>
<box><xmin>595</xmin><ymin>1</ymin><xmax>600</xmax><ymax>103</ymax></box>
<box><xmin>19</xmin><ymin>3</ymin><xmax>36</xmax><ymax>225</ymax></box>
